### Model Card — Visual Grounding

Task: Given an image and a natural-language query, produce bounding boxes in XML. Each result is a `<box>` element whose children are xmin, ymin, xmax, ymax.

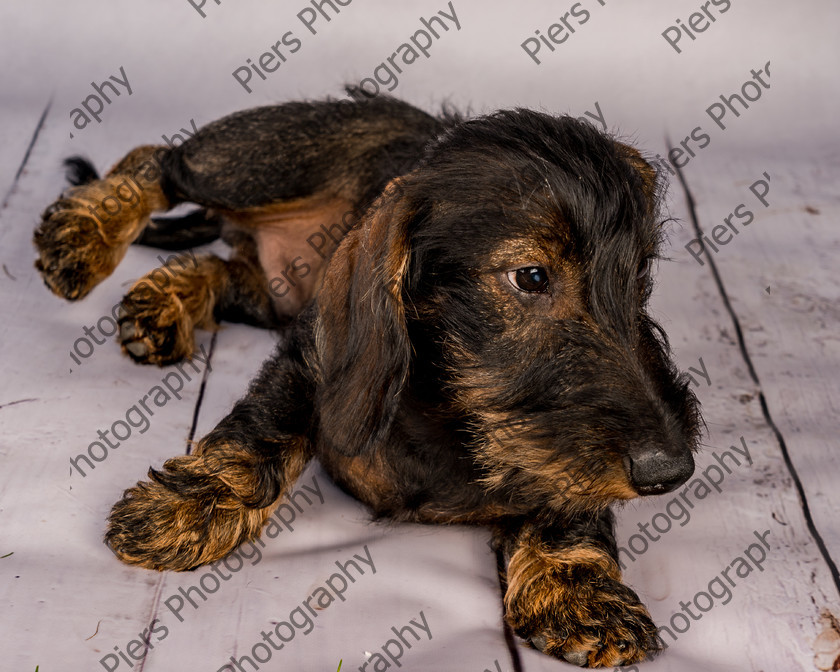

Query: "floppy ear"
<box><xmin>315</xmin><ymin>179</ymin><xmax>414</xmax><ymax>457</ymax></box>
<box><xmin>616</xmin><ymin>142</ymin><xmax>660</xmax><ymax>214</ymax></box>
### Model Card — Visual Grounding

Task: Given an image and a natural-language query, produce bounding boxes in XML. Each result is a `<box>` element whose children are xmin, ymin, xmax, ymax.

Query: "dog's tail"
<box><xmin>63</xmin><ymin>156</ymin><xmax>223</xmax><ymax>251</ymax></box>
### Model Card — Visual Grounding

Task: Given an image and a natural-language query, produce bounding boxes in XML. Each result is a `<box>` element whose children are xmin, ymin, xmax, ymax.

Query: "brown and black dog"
<box><xmin>33</xmin><ymin>90</ymin><xmax>701</xmax><ymax>667</ymax></box>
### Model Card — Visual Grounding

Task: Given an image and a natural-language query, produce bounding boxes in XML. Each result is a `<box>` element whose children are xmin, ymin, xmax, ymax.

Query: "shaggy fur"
<box><xmin>33</xmin><ymin>91</ymin><xmax>701</xmax><ymax>667</ymax></box>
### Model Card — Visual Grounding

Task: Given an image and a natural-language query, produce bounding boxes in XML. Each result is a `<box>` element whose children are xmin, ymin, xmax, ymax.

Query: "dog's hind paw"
<box><xmin>34</xmin><ymin>148</ymin><xmax>169</xmax><ymax>301</ymax></box>
<box><xmin>117</xmin><ymin>282</ymin><xmax>196</xmax><ymax>366</ymax></box>
<box><xmin>33</xmin><ymin>188</ymin><xmax>122</xmax><ymax>301</ymax></box>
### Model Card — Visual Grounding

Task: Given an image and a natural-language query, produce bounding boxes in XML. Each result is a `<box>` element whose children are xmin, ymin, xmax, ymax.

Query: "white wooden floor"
<box><xmin>1</xmin><ymin>1</ymin><xmax>838</xmax><ymax>670</ymax></box>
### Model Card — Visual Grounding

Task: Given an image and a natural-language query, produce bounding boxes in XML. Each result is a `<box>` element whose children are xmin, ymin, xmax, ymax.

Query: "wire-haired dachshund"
<box><xmin>33</xmin><ymin>90</ymin><xmax>701</xmax><ymax>667</ymax></box>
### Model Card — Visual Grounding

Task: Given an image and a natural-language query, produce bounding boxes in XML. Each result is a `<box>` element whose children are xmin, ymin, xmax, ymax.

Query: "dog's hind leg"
<box><xmin>105</xmin><ymin>332</ymin><xmax>315</xmax><ymax>571</ymax></box>
<box><xmin>34</xmin><ymin>146</ymin><xmax>172</xmax><ymax>301</ymax></box>
<box><xmin>36</xmin><ymin>97</ymin><xmax>443</xmax><ymax>355</ymax></box>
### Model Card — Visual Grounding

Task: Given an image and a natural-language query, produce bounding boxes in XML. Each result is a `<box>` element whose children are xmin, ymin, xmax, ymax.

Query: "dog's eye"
<box><xmin>637</xmin><ymin>258</ymin><xmax>652</xmax><ymax>280</ymax></box>
<box><xmin>508</xmin><ymin>267</ymin><xmax>549</xmax><ymax>293</ymax></box>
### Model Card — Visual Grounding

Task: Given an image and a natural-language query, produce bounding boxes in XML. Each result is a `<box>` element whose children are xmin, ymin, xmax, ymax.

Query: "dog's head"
<box><xmin>316</xmin><ymin>110</ymin><xmax>701</xmax><ymax>515</ymax></box>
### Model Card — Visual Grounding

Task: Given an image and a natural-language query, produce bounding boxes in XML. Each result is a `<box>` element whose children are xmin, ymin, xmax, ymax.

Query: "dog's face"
<box><xmin>316</xmin><ymin>110</ymin><xmax>700</xmax><ymax>516</ymax></box>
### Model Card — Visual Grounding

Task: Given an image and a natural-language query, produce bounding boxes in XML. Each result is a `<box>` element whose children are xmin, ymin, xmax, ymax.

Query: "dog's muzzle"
<box><xmin>623</xmin><ymin>442</ymin><xmax>695</xmax><ymax>495</ymax></box>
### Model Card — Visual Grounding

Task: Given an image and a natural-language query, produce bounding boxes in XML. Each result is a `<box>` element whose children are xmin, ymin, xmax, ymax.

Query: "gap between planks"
<box><xmin>1</xmin><ymin>98</ymin><xmax>52</xmax><ymax>212</ymax></box>
<box><xmin>670</xmin><ymin>142</ymin><xmax>840</xmax><ymax>600</ymax></box>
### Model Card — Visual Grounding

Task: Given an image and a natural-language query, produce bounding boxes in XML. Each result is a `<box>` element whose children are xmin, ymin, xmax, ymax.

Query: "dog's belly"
<box><xmin>223</xmin><ymin>195</ymin><xmax>356</xmax><ymax>316</ymax></box>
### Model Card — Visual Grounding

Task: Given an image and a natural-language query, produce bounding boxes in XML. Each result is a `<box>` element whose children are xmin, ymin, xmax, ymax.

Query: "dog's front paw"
<box><xmin>118</xmin><ymin>281</ymin><xmax>196</xmax><ymax>366</ymax></box>
<box><xmin>524</xmin><ymin>579</ymin><xmax>658</xmax><ymax>667</ymax></box>
<box><xmin>33</xmin><ymin>190</ymin><xmax>119</xmax><ymax>300</ymax></box>
<box><xmin>106</xmin><ymin>476</ymin><xmax>208</xmax><ymax>571</ymax></box>
<box><xmin>105</xmin><ymin>454</ymin><xmax>265</xmax><ymax>571</ymax></box>
<box><xmin>505</xmin><ymin>548</ymin><xmax>660</xmax><ymax>667</ymax></box>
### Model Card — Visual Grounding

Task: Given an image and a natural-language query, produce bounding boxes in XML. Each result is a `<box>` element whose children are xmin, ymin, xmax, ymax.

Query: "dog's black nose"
<box><xmin>624</xmin><ymin>445</ymin><xmax>694</xmax><ymax>495</ymax></box>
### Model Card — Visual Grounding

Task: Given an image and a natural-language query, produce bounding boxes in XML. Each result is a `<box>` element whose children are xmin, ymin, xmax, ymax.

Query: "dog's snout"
<box><xmin>624</xmin><ymin>444</ymin><xmax>694</xmax><ymax>495</ymax></box>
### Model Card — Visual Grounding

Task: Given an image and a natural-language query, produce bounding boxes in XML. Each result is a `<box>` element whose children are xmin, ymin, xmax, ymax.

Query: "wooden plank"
<box><xmin>674</xmin><ymin>153</ymin><xmax>840</xmax><ymax>565</ymax></box>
